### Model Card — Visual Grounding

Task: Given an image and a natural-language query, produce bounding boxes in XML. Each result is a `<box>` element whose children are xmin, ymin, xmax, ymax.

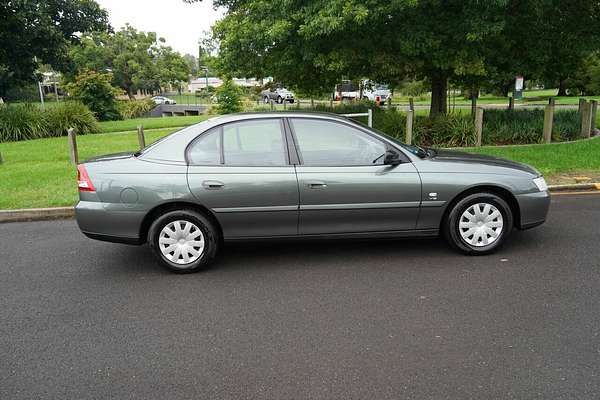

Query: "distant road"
<box><xmin>2</xmin><ymin>194</ymin><xmax>599</xmax><ymax>399</ymax></box>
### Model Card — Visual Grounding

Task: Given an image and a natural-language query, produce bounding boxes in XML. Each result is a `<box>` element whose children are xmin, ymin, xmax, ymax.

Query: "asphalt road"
<box><xmin>1</xmin><ymin>194</ymin><xmax>599</xmax><ymax>399</ymax></box>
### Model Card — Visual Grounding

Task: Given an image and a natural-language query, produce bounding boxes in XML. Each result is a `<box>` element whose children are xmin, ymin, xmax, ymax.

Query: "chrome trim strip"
<box><xmin>213</xmin><ymin>205</ymin><xmax>298</xmax><ymax>213</ymax></box>
<box><xmin>300</xmin><ymin>201</ymin><xmax>420</xmax><ymax>211</ymax></box>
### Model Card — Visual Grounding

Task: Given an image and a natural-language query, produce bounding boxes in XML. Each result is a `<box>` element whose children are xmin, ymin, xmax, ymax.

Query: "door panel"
<box><xmin>188</xmin><ymin>166</ymin><xmax>299</xmax><ymax>238</ymax></box>
<box><xmin>296</xmin><ymin>164</ymin><xmax>422</xmax><ymax>234</ymax></box>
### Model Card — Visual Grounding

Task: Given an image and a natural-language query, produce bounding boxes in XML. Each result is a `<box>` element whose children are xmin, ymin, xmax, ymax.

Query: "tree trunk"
<box><xmin>126</xmin><ymin>86</ymin><xmax>135</xmax><ymax>100</ymax></box>
<box><xmin>429</xmin><ymin>72</ymin><xmax>448</xmax><ymax>116</ymax></box>
<box><xmin>557</xmin><ymin>78</ymin><xmax>567</xmax><ymax>96</ymax></box>
<box><xmin>471</xmin><ymin>85</ymin><xmax>479</xmax><ymax>117</ymax></box>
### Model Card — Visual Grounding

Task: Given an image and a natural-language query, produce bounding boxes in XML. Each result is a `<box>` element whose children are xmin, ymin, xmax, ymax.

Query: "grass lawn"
<box><xmin>1</xmin><ymin>123</ymin><xmax>599</xmax><ymax>210</ymax></box>
<box><xmin>98</xmin><ymin>115</ymin><xmax>210</xmax><ymax>133</ymax></box>
<box><xmin>465</xmin><ymin>136</ymin><xmax>600</xmax><ymax>176</ymax></box>
<box><xmin>0</xmin><ymin>128</ymin><xmax>177</xmax><ymax>209</ymax></box>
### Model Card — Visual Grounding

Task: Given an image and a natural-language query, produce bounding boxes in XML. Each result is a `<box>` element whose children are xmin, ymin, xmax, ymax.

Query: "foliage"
<box><xmin>0</xmin><ymin>104</ymin><xmax>48</xmax><ymax>142</ymax></box>
<box><xmin>208</xmin><ymin>0</ymin><xmax>600</xmax><ymax>115</ymax></box>
<box><xmin>0</xmin><ymin>102</ymin><xmax>98</xmax><ymax>142</ymax></box>
<box><xmin>68</xmin><ymin>25</ymin><xmax>191</xmax><ymax>98</ymax></box>
<box><xmin>44</xmin><ymin>101</ymin><xmax>99</xmax><ymax>137</ymax></box>
<box><xmin>563</xmin><ymin>53</ymin><xmax>600</xmax><ymax>96</ymax></box>
<box><xmin>0</xmin><ymin>0</ymin><xmax>109</xmax><ymax>98</ymax></box>
<box><xmin>397</xmin><ymin>80</ymin><xmax>429</xmax><ymax>98</ymax></box>
<box><xmin>65</xmin><ymin>70</ymin><xmax>121</xmax><ymax>121</ymax></box>
<box><xmin>482</xmin><ymin>109</ymin><xmax>580</xmax><ymax>145</ymax></box>
<box><xmin>118</xmin><ymin>99</ymin><xmax>156</xmax><ymax>120</ymax></box>
<box><xmin>216</xmin><ymin>79</ymin><xmax>243</xmax><ymax>114</ymax></box>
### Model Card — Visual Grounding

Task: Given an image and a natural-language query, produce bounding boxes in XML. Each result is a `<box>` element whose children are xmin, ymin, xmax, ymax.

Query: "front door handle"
<box><xmin>202</xmin><ymin>180</ymin><xmax>225</xmax><ymax>190</ymax></box>
<box><xmin>307</xmin><ymin>181</ymin><xmax>327</xmax><ymax>189</ymax></box>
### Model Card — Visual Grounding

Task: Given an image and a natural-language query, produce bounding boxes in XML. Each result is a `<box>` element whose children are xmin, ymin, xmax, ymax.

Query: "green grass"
<box><xmin>0</xmin><ymin>128</ymin><xmax>177</xmax><ymax>209</ymax></box>
<box><xmin>464</xmin><ymin>136</ymin><xmax>600</xmax><ymax>176</ymax></box>
<box><xmin>98</xmin><ymin>115</ymin><xmax>209</xmax><ymax>133</ymax></box>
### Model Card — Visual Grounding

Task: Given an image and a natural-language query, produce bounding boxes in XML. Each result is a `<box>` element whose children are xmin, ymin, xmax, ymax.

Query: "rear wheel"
<box><xmin>277</xmin><ymin>96</ymin><xmax>283</xmax><ymax>104</ymax></box>
<box><xmin>263</xmin><ymin>96</ymin><xmax>270</xmax><ymax>104</ymax></box>
<box><xmin>148</xmin><ymin>209</ymin><xmax>220</xmax><ymax>273</ymax></box>
<box><xmin>443</xmin><ymin>192</ymin><xmax>513</xmax><ymax>255</ymax></box>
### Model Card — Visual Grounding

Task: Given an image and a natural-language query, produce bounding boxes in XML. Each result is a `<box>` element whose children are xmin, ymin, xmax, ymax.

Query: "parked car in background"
<box><xmin>333</xmin><ymin>80</ymin><xmax>359</xmax><ymax>101</ymax></box>
<box><xmin>261</xmin><ymin>87</ymin><xmax>295</xmax><ymax>104</ymax></box>
<box><xmin>362</xmin><ymin>81</ymin><xmax>391</xmax><ymax>105</ymax></box>
<box><xmin>75</xmin><ymin>112</ymin><xmax>550</xmax><ymax>273</ymax></box>
<box><xmin>152</xmin><ymin>96</ymin><xmax>177</xmax><ymax>105</ymax></box>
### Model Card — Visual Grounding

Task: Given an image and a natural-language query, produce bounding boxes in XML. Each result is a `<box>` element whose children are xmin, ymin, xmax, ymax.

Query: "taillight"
<box><xmin>375</xmin><ymin>95</ymin><xmax>381</xmax><ymax>102</ymax></box>
<box><xmin>77</xmin><ymin>164</ymin><xmax>96</xmax><ymax>192</ymax></box>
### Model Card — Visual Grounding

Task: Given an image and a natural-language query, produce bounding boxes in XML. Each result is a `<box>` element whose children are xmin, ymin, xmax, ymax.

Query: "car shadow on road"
<box><xmin>105</xmin><ymin>229</ymin><xmax>543</xmax><ymax>276</ymax></box>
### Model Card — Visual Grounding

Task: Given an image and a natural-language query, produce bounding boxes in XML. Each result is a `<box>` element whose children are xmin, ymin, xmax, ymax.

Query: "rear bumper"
<box><xmin>515</xmin><ymin>190</ymin><xmax>551</xmax><ymax>230</ymax></box>
<box><xmin>75</xmin><ymin>201</ymin><xmax>144</xmax><ymax>244</ymax></box>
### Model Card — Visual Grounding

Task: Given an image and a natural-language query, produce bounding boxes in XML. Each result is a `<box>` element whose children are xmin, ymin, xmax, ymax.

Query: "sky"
<box><xmin>95</xmin><ymin>0</ymin><xmax>223</xmax><ymax>56</ymax></box>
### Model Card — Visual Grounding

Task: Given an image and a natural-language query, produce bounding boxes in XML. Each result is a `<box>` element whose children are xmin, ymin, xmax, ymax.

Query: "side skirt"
<box><xmin>225</xmin><ymin>229</ymin><xmax>439</xmax><ymax>242</ymax></box>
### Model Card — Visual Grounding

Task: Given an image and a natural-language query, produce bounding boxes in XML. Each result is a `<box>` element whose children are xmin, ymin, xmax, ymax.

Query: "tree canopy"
<box><xmin>208</xmin><ymin>0</ymin><xmax>600</xmax><ymax>115</ymax></box>
<box><xmin>0</xmin><ymin>0</ymin><xmax>109</xmax><ymax>97</ymax></box>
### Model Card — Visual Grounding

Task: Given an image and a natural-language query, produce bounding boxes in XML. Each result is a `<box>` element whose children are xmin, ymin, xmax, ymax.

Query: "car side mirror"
<box><xmin>384</xmin><ymin>149</ymin><xmax>402</xmax><ymax>165</ymax></box>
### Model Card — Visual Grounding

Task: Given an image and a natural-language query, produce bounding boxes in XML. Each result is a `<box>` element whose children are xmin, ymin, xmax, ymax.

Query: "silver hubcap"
<box><xmin>158</xmin><ymin>220</ymin><xmax>205</xmax><ymax>266</ymax></box>
<box><xmin>459</xmin><ymin>203</ymin><xmax>503</xmax><ymax>247</ymax></box>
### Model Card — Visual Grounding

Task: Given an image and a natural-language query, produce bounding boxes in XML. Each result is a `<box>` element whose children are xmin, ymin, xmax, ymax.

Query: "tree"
<box><xmin>66</xmin><ymin>70</ymin><xmax>121</xmax><ymax>121</ymax></box>
<box><xmin>0</xmin><ymin>0</ymin><xmax>109</xmax><ymax>98</ymax></box>
<box><xmin>216</xmin><ymin>79</ymin><xmax>242</xmax><ymax>114</ymax></box>
<box><xmin>69</xmin><ymin>25</ymin><xmax>191</xmax><ymax>98</ymax></box>
<box><xmin>207</xmin><ymin>0</ymin><xmax>600</xmax><ymax>115</ymax></box>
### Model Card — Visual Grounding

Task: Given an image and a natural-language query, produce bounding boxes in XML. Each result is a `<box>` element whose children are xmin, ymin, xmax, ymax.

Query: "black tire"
<box><xmin>443</xmin><ymin>192</ymin><xmax>513</xmax><ymax>255</ymax></box>
<box><xmin>276</xmin><ymin>96</ymin><xmax>282</xmax><ymax>104</ymax></box>
<box><xmin>263</xmin><ymin>96</ymin><xmax>270</xmax><ymax>104</ymax></box>
<box><xmin>148</xmin><ymin>209</ymin><xmax>220</xmax><ymax>273</ymax></box>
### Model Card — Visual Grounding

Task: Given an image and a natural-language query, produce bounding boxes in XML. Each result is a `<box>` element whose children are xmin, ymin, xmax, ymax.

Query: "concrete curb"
<box><xmin>1</xmin><ymin>183</ymin><xmax>599</xmax><ymax>224</ymax></box>
<box><xmin>0</xmin><ymin>207</ymin><xmax>74</xmax><ymax>223</ymax></box>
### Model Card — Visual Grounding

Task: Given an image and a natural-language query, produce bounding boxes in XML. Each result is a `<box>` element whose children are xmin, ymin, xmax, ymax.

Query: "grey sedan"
<box><xmin>75</xmin><ymin>112</ymin><xmax>550</xmax><ymax>273</ymax></box>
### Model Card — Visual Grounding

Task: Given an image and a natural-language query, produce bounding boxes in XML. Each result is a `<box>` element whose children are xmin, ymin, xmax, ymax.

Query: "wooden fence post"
<box><xmin>508</xmin><ymin>96</ymin><xmax>514</xmax><ymax>110</ymax></box>
<box><xmin>408</xmin><ymin>97</ymin><xmax>414</xmax><ymax>111</ymax></box>
<box><xmin>580</xmin><ymin>100</ymin><xmax>592</xmax><ymax>137</ymax></box>
<box><xmin>283</xmin><ymin>101</ymin><xmax>287</xmax><ymax>110</ymax></box>
<box><xmin>591</xmin><ymin>100</ymin><xmax>598</xmax><ymax>134</ymax></box>
<box><xmin>329</xmin><ymin>99</ymin><xmax>333</xmax><ymax>108</ymax></box>
<box><xmin>368</xmin><ymin>109</ymin><xmax>373</xmax><ymax>128</ymax></box>
<box><xmin>270</xmin><ymin>100</ymin><xmax>274</xmax><ymax>111</ymax></box>
<box><xmin>548</xmin><ymin>97</ymin><xmax>556</xmax><ymax>107</ymax></box>
<box><xmin>297</xmin><ymin>99</ymin><xmax>301</xmax><ymax>109</ymax></box>
<box><xmin>405</xmin><ymin>109</ymin><xmax>414</xmax><ymax>145</ymax></box>
<box><xmin>543</xmin><ymin>104</ymin><xmax>554</xmax><ymax>144</ymax></box>
<box><xmin>475</xmin><ymin>107</ymin><xmax>484</xmax><ymax>147</ymax></box>
<box><xmin>137</xmin><ymin>125</ymin><xmax>146</xmax><ymax>149</ymax></box>
<box><xmin>578</xmin><ymin>98</ymin><xmax>586</xmax><ymax>113</ymax></box>
<box><xmin>311</xmin><ymin>98</ymin><xmax>315</xmax><ymax>108</ymax></box>
<box><xmin>68</xmin><ymin>128</ymin><xmax>78</xmax><ymax>165</ymax></box>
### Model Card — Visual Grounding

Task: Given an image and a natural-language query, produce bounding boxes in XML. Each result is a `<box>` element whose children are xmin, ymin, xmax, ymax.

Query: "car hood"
<box><xmin>84</xmin><ymin>152</ymin><xmax>135</xmax><ymax>163</ymax></box>
<box><xmin>431</xmin><ymin>149</ymin><xmax>539</xmax><ymax>175</ymax></box>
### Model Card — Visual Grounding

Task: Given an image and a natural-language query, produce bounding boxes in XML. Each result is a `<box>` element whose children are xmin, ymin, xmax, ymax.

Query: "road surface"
<box><xmin>1</xmin><ymin>194</ymin><xmax>599</xmax><ymax>399</ymax></box>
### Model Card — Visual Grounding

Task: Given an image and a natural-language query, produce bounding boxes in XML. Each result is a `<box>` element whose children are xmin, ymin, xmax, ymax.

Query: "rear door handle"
<box><xmin>202</xmin><ymin>180</ymin><xmax>225</xmax><ymax>190</ymax></box>
<box><xmin>307</xmin><ymin>181</ymin><xmax>327</xmax><ymax>189</ymax></box>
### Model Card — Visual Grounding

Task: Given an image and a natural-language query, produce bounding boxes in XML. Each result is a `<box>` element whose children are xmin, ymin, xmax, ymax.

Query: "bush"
<box><xmin>66</xmin><ymin>70</ymin><xmax>121</xmax><ymax>121</ymax></box>
<box><xmin>45</xmin><ymin>101</ymin><xmax>99</xmax><ymax>136</ymax></box>
<box><xmin>0</xmin><ymin>102</ymin><xmax>99</xmax><ymax>142</ymax></box>
<box><xmin>118</xmin><ymin>99</ymin><xmax>155</xmax><ymax>119</ymax></box>
<box><xmin>216</xmin><ymin>79</ymin><xmax>243</xmax><ymax>114</ymax></box>
<box><xmin>0</xmin><ymin>104</ymin><xmax>48</xmax><ymax>142</ymax></box>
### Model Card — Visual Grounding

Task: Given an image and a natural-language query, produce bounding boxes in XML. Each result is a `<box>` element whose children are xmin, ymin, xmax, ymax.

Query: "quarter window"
<box><xmin>290</xmin><ymin>119</ymin><xmax>386</xmax><ymax>166</ymax></box>
<box><xmin>187</xmin><ymin>127</ymin><xmax>221</xmax><ymax>165</ymax></box>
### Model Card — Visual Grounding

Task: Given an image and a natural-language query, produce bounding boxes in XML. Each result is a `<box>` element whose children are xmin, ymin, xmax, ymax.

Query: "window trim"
<box><xmin>185</xmin><ymin>117</ymin><xmax>291</xmax><ymax>167</ymax></box>
<box><xmin>286</xmin><ymin>117</ymin><xmax>408</xmax><ymax>167</ymax></box>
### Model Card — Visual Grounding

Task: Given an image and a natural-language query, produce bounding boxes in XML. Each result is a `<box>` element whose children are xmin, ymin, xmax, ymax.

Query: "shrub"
<box><xmin>44</xmin><ymin>101</ymin><xmax>99</xmax><ymax>136</ymax></box>
<box><xmin>0</xmin><ymin>104</ymin><xmax>48</xmax><ymax>142</ymax></box>
<box><xmin>0</xmin><ymin>102</ymin><xmax>99</xmax><ymax>142</ymax></box>
<box><xmin>118</xmin><ymin>99</ymin><xmax>155</xmax><ymax>119</ymax></box>
<box><xmin>553</xmin><ymin>110</ymin><xmax>581</xmax><ymax>141</ymax></box>
<box><xmin>66</xmin><ymin>70</ymin><xmax>121</xmax><ymax>121</ymax></box>
<box><xmin>413</xmin><ymin>114</ymin><xmax>477</xmax><ymax>147</ymax></box>
<box><xmin>216</xmin><ymin>79</ymin><xmax>243</xmax><ymax>114</ymax></box>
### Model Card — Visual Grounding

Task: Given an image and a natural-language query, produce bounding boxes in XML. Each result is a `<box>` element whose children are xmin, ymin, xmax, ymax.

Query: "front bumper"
<box><xmin>515</xmin><ymin>190</ymin><xmax>551</xmax><ymax>230</ymax></box>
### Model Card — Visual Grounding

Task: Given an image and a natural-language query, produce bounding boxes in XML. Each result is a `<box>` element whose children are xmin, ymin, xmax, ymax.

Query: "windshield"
<box><xmin>366</xmin><ymin>126</ymin><xmax>428</xmax><ymax>158</ymax></box>
<box><xmin>375</xmin><ymin>84</ymin><xmax>389</xmax><ymax>90</ymax></box>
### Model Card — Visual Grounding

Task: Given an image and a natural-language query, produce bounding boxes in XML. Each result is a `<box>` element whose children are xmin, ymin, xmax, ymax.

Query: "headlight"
<box><xmin>533</xmin><ymin>176</ymin><xmax>548</xmax><ymax>192</ymax></box>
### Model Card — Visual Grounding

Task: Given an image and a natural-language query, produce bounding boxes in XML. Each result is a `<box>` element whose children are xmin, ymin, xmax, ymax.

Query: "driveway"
<box><xmin>1</xmin><ymin>194</ymin><xmax>599</xmax><ymax>399</ymax></box>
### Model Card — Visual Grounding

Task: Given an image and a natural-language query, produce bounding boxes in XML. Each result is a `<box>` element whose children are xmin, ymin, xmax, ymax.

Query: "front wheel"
<box><xmin>277</xmin><ymin>96</ymin><xmax>283</xmax><ymax>104</ymax></box>
<box><xmin>443</xmin><ymin>193</ymin><xmax>513</xmax><ymax>255</ymax></box>
<box><xmin>148</xmin><ymin>209</ymin><xmax>220</xmax><ymax>273</ymax></box>
<box><xmin>263</xmin><ymin>96</ymin><xmax>270</xmax><ymax>104</ymax></box>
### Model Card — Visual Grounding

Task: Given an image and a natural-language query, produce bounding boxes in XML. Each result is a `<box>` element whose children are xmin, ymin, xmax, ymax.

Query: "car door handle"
<box><xmin>307</xmin><ymin>181</ymin><xmax>327</xmax><ymax>189</ymax></box>
<box><xmin>202</xmin><ymin>180</ymin><xmax>225</xmax><ymax>190</ymax></box>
